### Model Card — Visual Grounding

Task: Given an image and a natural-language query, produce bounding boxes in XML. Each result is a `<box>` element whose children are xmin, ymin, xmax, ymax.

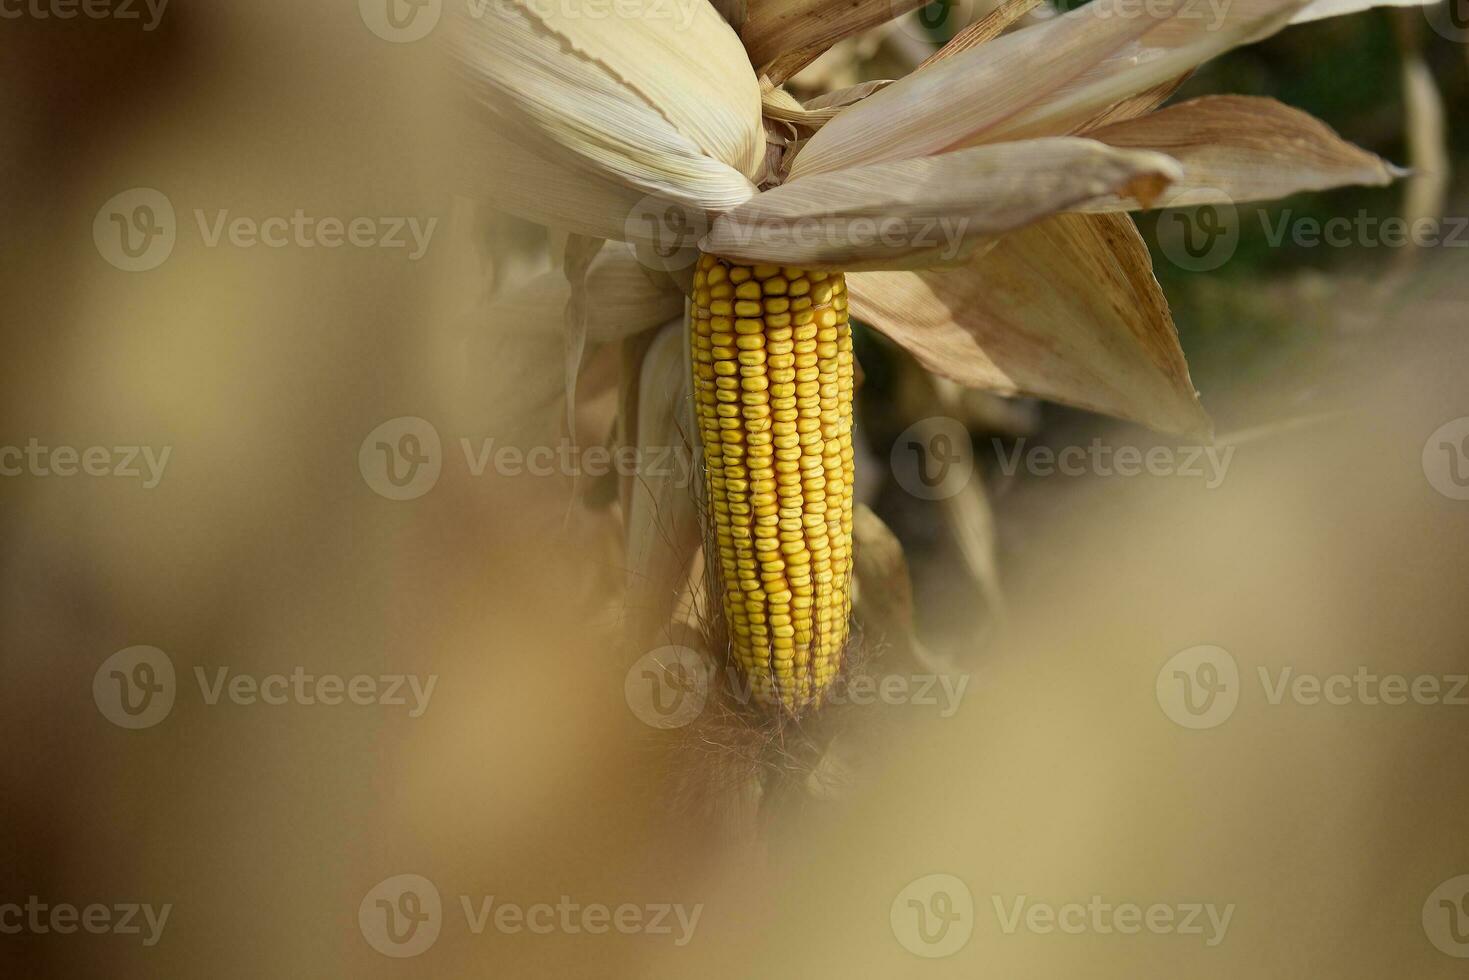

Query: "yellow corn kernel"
<box><xmin>689</xmin><ymin>253</ymin><xmax>854</xmax><ymax>712</ymax></box>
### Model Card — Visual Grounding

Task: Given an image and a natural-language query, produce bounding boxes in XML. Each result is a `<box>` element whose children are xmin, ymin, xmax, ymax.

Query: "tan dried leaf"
<box><xmin>789</xmin><ymin>0</ymin><xmax>1309</xmax><ymax>178</ymax></box>
<box><xmin>761</xmin><ymin>81</ymin><xmax>896</xmax><ymax>131</ymax></box>
<box><xmin>849</xmin><ymin>213</ymin><xmax>1212</xmax><ymax>437</ymax></box>
<box><xmin>1085</xmin><ymin>96</ymin><xmax>1401</xmax><ymax>208</ymax></box>
<box><xmin>917</xmin><ymin>0</ymin><xmax>1043</xmax><ymax>69</ymax></box>
<box><xmin>704</xmin><ymin>138</ymin><xmax>1182</xmax><ymax>270</ymax></box>
<box><xmin>852</xmin><ymin>504</ymin><xmax>917</xmax><ymax>639</ymax></box>
<box><xmin>742</xmin><ymin>0</ymin><xmax>928</xmax><ymax>84</ymax></box>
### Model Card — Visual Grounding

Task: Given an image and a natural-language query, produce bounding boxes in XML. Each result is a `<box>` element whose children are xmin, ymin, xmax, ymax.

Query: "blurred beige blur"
<box><xmin>3</xmin><ymin>2</ymin><xmax>1468</xmax><ymax>978</ymax></box>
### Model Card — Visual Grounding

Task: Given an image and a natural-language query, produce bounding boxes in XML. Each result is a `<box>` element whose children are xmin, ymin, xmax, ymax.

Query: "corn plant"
<box><xmin>449</xmin><ymin>0</ymin><xmax>1419</xmax><ymax>714</ymax></box>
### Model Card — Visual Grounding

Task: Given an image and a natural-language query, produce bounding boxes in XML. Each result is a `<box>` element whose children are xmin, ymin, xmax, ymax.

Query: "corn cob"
<box><xmin>689</xmin><ymin>254</ymin><xmax>855</xmax><ymax>711</ymax></box>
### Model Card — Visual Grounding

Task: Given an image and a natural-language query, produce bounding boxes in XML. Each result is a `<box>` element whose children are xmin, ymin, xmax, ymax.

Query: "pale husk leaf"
<box><xmin>704</xmin><ymin>138</ymin><xmax>1183</xmax><ymax>270</ymax></box>
<box><xmin>848</xmin><ymin>213</ymin><xmax>1212</xmax><ymax>437</ymax></box>
<box><xmin>459</xmin><ymin>121</ymin><xmax>661</xmax><ymax>243</ymax></box>
<box><xmin>851</xmin><ymin>504</ymin><xmax>920</xmax><ymax>661</ymax></box>
<box><xmin>624</xmin><ymin>319</ymin><xmax>701</xmax><ymax>643</ymax></box>
<box><xmin>446</xmin><ymin>0</ymin><xmax>760</xmax><ymax>221</ymax></box>
<box><xmin>1082</xmin><ymin>95</ymin><xmax>1402</xmax><ymax>209</ymax></box>
<box><xmin>788</xmin><ymin>0</ymin><xmax>1309</xmax><ymax>178</ymax></box>
<box><xmin>462</xmin><ymin>266</ymin><xmax>652</xmax><ymax>447</ymax></box>
<box><xmin>470</xmin><ymin>242</ymin><xmax>683</xmax><ymax>346</ymax></box>
<box><xmin>562</xmin><ymin>236</ymin><xmax>606</xmax><ymax>444</ymax></box>
<box><xmin>805</xmin><ymin>80</ymin><xmax>897</xmax><ymax>112</ymax></box>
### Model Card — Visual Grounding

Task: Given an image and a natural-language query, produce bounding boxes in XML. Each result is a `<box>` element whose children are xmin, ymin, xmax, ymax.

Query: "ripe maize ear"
<box><xmin>689</xmin><ymin>254</ymin><xmax>855</xmax><ymax>711</ymax></box>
